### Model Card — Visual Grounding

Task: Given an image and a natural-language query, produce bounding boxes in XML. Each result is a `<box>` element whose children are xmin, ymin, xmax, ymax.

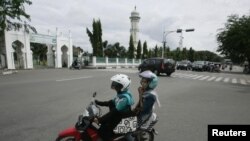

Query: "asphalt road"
<box><xmin>0</xmin><ymin>69</ymin><xmax>249</xmax><ymax>141</ymax></box>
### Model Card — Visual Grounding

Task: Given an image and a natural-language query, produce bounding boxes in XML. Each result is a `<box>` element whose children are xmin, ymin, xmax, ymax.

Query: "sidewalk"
<box><xmin>220</xmin><ymin>65</ymin><xmax>244</xmax><ymax>74</ymax></box>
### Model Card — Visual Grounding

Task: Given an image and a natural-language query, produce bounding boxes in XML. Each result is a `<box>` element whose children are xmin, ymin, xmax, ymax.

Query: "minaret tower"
<box><xmin>130</xmin><ymin>6</ymin><xmax>140</xmax><ymax>49</ymax></box>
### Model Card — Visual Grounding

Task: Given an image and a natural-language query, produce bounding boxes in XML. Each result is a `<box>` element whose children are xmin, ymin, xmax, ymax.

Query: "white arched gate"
<box><xmin>2</xmin><ymin>29</ymin><xmax>73</xmax><ymax>69</ymax></box>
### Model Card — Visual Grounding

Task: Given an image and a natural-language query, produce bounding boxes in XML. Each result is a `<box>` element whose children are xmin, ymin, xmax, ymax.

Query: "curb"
<box><xmin>1</xmin><ymin>70</ymin><xmax>18</xmax><ymax>75</ymax></box>
<box><xmin>0</xmin><ymin>66</ymin><xmax>139</xmax><ymax>75</ymax></box>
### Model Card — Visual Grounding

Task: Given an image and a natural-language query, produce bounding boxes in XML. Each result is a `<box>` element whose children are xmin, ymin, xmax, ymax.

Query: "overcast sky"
<box><xmin>26</xmin><ymin>0</ymin><xmax>250</xmax><ymax>53</ymax></box>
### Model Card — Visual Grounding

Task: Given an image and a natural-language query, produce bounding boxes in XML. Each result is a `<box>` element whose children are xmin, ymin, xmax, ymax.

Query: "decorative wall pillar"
<box><xmin>105</xmin><ymin>57</ymin><xmax>108</xmax><ymax>66</ymax></box>
<box><xmin>24</xmin><ymin>32</ymin><xmax>33</xmax><ymax>69</ymax></box>
<box><xmin>116</xmin><ymin>58</ymin><xmax>119</xmax><ymax>66</ymax></box>
<box><xmin>4</xmin><ymin>31</ymin><xmax>15</xmax><ymax>69</ymax></box>
<box><xmin>47</xmin><ymin>45</ymin><xmax>54</xmax><ymax>67</ymax></box>
<box><xmin>92</xmin><ymin>56</ymin><xmax>96</xmax><ymax>67</ymax></box>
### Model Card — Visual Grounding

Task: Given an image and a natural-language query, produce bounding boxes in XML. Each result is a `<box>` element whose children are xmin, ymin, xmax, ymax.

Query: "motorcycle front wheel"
<box><xmin>56</xmin><ymin>136</ymin><xmax>76</xmax><ymax>141</ymax></box>
<box><xmin>135</xmin><ymin>130</ymin><xmax>154</xmax><ymax>141</ymax></box>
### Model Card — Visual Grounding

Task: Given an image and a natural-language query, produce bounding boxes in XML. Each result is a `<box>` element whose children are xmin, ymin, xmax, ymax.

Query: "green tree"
<box><xmin>154</xmin><ymin>45</ymin><xmax>158</xmax><ymax>57</ymax></box>
<box><xmin>136</xmin><ymin>40</ymin><xmax>142</xmax><ymax>59</ymax></box>
<box><xmin>96</xmin><ymin>20</ymin><xmax>103</xmax><ymax>56</ymax></box>
<box><xmin>0</xmin><ymin>0</ymin><xmax>36</xmax><ymax>68</ymax></box>
<box><xmin>104</xmin><ymin>42</ymin><xmax>127</xmax><ymax>58</ymax></box>
<box><xmin>102</xmin><ymin>40</ymin><xmax>108</xmax><ymax>56</ymax></box>
<box><xmin>182</xmin><ymin>47</ymin><xmax>188</xmax><ymax>60</ymax></box>
<box><xmin>148</xmin><ymin>48</ymin><xmax>153</xmax><ymax>58</ymax></box>
<box><xmin>0</xmin><ymin>0</ymin><xmax>36</xmax><ymax>33</ymax></box>
<box><xmin>103</xmin><ymin>44</ymin><xmax>112</xmax><ymax>57</ymax></box>
<box><xmin>193</xmin><ymin>50</ymin><xmax>222</xmax><ymax>62</ymax></box>
<box><xmin>86</xmin><ymin>19</ymin><xmax>103</xmax><ymax>57</ymax></box>
<box><xmin>127</xmin><ymin>35</ymin><xmax>135</xmax><ymax>59</ymax></box>
<box><xmin>158</xmin><ymin>47</ymin><xmax>163</xmax><ymax>57</ymax></box>
<box><xmin>169</xmin><ymin>50</ymin><xmax>175</xmax><ymax>59</ymax></box>
<box><xmin>73</xmin><ymin>46</ymin><xmax>83</xmax><ymax>57</ymax></box>
<box><xmin>188</xmin><ymin>47</ymin><xmax>195</xmax><ymax>62</ymax></box>
<box><xmin>102</xmin><ymin>40</ymin><xmax>108</xmax><ymax>49</ymax></box>
<box><xmin>113</xmin><ymin>42</ymin><xmax>121</xmax><ymax>57</ymax></box>
<box><xmin>142</xmin><ymin>41</ymin><xmax>148</xmax><ymax>59</ymax></box>
<box><xmin>194</xmin><ymin>51</ymin><xmax>203</xmax><ymax>60</ymax></box>
<box><xmin>174</xmin><ymin>47</ymin><xmax>182</xmax><ymax>61</ymax></box>
<box><xmin>217</xmin><ymin>14</ymin><xmax>250</xmax><ymax>67</ymax></box>
<box><xmin>119</xmin><ymin>45</ymin><xmax>127</xmax><ymax>58</ymax></box>
<box><xmin>164</xmin><ymin>46</ymin><xmax>170</xmax><ymax>58</ymax></box>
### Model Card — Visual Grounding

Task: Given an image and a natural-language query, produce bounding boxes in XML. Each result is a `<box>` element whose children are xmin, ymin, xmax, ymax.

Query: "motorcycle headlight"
<box><xmin>83</xmin><ymin>110</ymin><xmax>89</xmax><ymax>117</ymax></box>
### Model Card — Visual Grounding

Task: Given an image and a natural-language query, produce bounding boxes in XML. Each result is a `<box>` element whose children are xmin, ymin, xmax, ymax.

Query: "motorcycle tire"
<box><xmin>55</xmin><ymin>136</ymin><xmax>76</xmax><ymax>141</ymax></box>
<box><xmin>135</xmin><ymin>130</ymin><xmax>154</xmax><ymax>141</ymax></box>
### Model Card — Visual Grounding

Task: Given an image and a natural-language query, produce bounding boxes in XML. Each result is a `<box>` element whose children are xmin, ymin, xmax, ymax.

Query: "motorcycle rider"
<box><xmin>94</xmin><ymin>74</ymin><xmax>134</xmax><ymax>141</ymax></box>
<box><xmin>133</xmin><ymin>70</ymin><xmax>160</xmax><ymax>130</ymax></box>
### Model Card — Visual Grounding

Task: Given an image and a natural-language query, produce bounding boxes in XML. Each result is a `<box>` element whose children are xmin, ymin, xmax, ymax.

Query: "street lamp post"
<box><xmin>176</xmin><ymin>28</ymin><xmax>195</xmax><ymax>49</ymax></box>
<box><xmin>162</xmin><ymin>31</ymin><xmax>175</xmax><ymax>58</ymax></box>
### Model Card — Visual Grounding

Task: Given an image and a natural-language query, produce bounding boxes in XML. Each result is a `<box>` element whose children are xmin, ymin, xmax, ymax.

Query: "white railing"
<box><xmin>89</xmin><ymin>56</ymin><xmax>141</xmax><ymax>68</ymax></box>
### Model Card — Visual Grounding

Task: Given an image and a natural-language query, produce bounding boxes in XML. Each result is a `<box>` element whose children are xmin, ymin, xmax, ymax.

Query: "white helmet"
<box><xmin>111</xmin><ymin>74</ymin><xmax>131</xmax><ymax>91</ymax></box>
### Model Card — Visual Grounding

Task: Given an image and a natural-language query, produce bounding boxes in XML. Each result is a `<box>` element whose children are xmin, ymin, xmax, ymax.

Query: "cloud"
<box><xmin>26</xmin><ymin>0</ymin><xmax>250</xmax><ymax>53</ymax></box>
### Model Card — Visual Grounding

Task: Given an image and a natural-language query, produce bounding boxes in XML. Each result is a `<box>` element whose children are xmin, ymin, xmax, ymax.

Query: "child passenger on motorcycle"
<box><xmin>133</xmin><ymin>70</ymin><xmax>160</xmax><ymax>130</ymax></box>
<box><xmin>94</xmin><ymin>74</ymin><xmax>134</xmax><ymax>141</ymax></box>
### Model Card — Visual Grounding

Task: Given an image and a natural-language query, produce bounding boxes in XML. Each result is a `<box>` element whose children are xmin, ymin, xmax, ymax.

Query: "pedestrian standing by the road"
<box><xmin>230</xmin><ymin>63</ymin><xmax>233</xmax><ymax>71</ymax></box>
<box><xmin>133</xmin><ymin>70</ymin><xmax>160</xmax><ymax>130</ymax></box>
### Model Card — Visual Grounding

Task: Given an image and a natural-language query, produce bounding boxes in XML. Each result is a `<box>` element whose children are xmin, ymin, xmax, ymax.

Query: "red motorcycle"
<box><xmin>55</xmin><ymin>92</ymin><xmax>157</xmax><ymax>141</ymax></box>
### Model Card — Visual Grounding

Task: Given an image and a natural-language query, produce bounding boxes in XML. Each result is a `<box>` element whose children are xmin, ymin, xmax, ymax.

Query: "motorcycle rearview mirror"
<box><xmin>92</xmin><ymin>92</ymin><xmax>97</xmax><ymax>98</ymax></box>
<box><xmin>91</xmin><ymin>92</ymin><xmax>97</xmax><ymax>105</ymax></box>
<box><xmin>77</xmin><ymin>115</ymin><xmax>83</xmax><ymax>125</ymax></box>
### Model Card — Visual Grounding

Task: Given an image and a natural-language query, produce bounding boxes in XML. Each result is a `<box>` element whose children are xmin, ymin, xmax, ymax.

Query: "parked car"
<box><xmin>192</xmin><ymin>61</ymin><xmax>208</xmax><ymax>71</ymax></box>
<box><xmin>138</xmin><ymin>58</ymin><xmax>176</xmax><ymax>76</ymax></box>
<box><xmin>208</xmin><ymin>62</ymin><xmax>221</xmax><ymax>72</ymax></box>
<box><xmin>176</xmin><ymin>60</ymin><xmax>192</xmax><ymax>70</ymax></box>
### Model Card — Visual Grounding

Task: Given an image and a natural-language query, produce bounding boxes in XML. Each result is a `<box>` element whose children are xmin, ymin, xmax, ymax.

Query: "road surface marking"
<box><xmin>232</xmin><ymin>78</ymin><xmax>237</xmax><ymax>84</ymax></box>
<box><xmin>199</xmin><ymin>76</ymin><xmax>210</xmax><ymax>80</ymax></box>
<box><xmin>207</xmin><ymin>76</ymin><xmax>216</xmax><ymax>81</ymax></box>
<box><xmin>192</xmin><ymin>75</ymin><xmax>204</xmax><ymax>79</ymax></box>
<box><xmin>172</xmin><ymin>72</ymin><xmax>249</xmax><ymax>86</ymax></box>
<box><xmin>240</xmin><ymin>79</ymin><xmax>247</xmax><ymax>85</ymax></box>
<box><xmin>184</xmin><ymin>74</ymin><xmax>198</xmax><ymax>78</ymax></box>
<box><xmin>215</xmin><ymin>77</ymin><xmax>223</xmax><ymax>82</ymax></box>
<box><xmin>56</xmin><ymin>76</ymin><xmax>92</xmax><ymax>82</ymax></box>
<box><xmin>177</xmin><ymin>73</ymin><xmax>195</xmax><ymax>78</ymax></box>
<box><xmin>223</xmin><ymin>77</ymin><xmax>230</xmax><ymax>83</ymax></box>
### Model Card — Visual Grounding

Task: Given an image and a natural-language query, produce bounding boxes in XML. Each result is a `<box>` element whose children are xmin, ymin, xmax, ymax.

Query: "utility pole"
<box><xmin>162</xmin><ymin>31</ymin><xmax>175</xmax><ymax>58</ymax></box>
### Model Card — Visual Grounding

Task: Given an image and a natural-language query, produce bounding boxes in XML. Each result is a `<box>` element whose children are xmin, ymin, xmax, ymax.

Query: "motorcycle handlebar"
<box><xmin>91</xmin><ymin>92</ymin><xmax>97</xmax><ymax>105</ymax></box>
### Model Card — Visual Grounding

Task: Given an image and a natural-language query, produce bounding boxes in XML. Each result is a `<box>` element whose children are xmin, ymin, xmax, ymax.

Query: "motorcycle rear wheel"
<box><xmin>56</xmin><ymin>136</ymin><xmax>76</xmax><ymax>141</ymax></box>
<box><xmin>135</xmin><ymin>130</ymin><xmax>154</xmax><ymax>141</ymax></box>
